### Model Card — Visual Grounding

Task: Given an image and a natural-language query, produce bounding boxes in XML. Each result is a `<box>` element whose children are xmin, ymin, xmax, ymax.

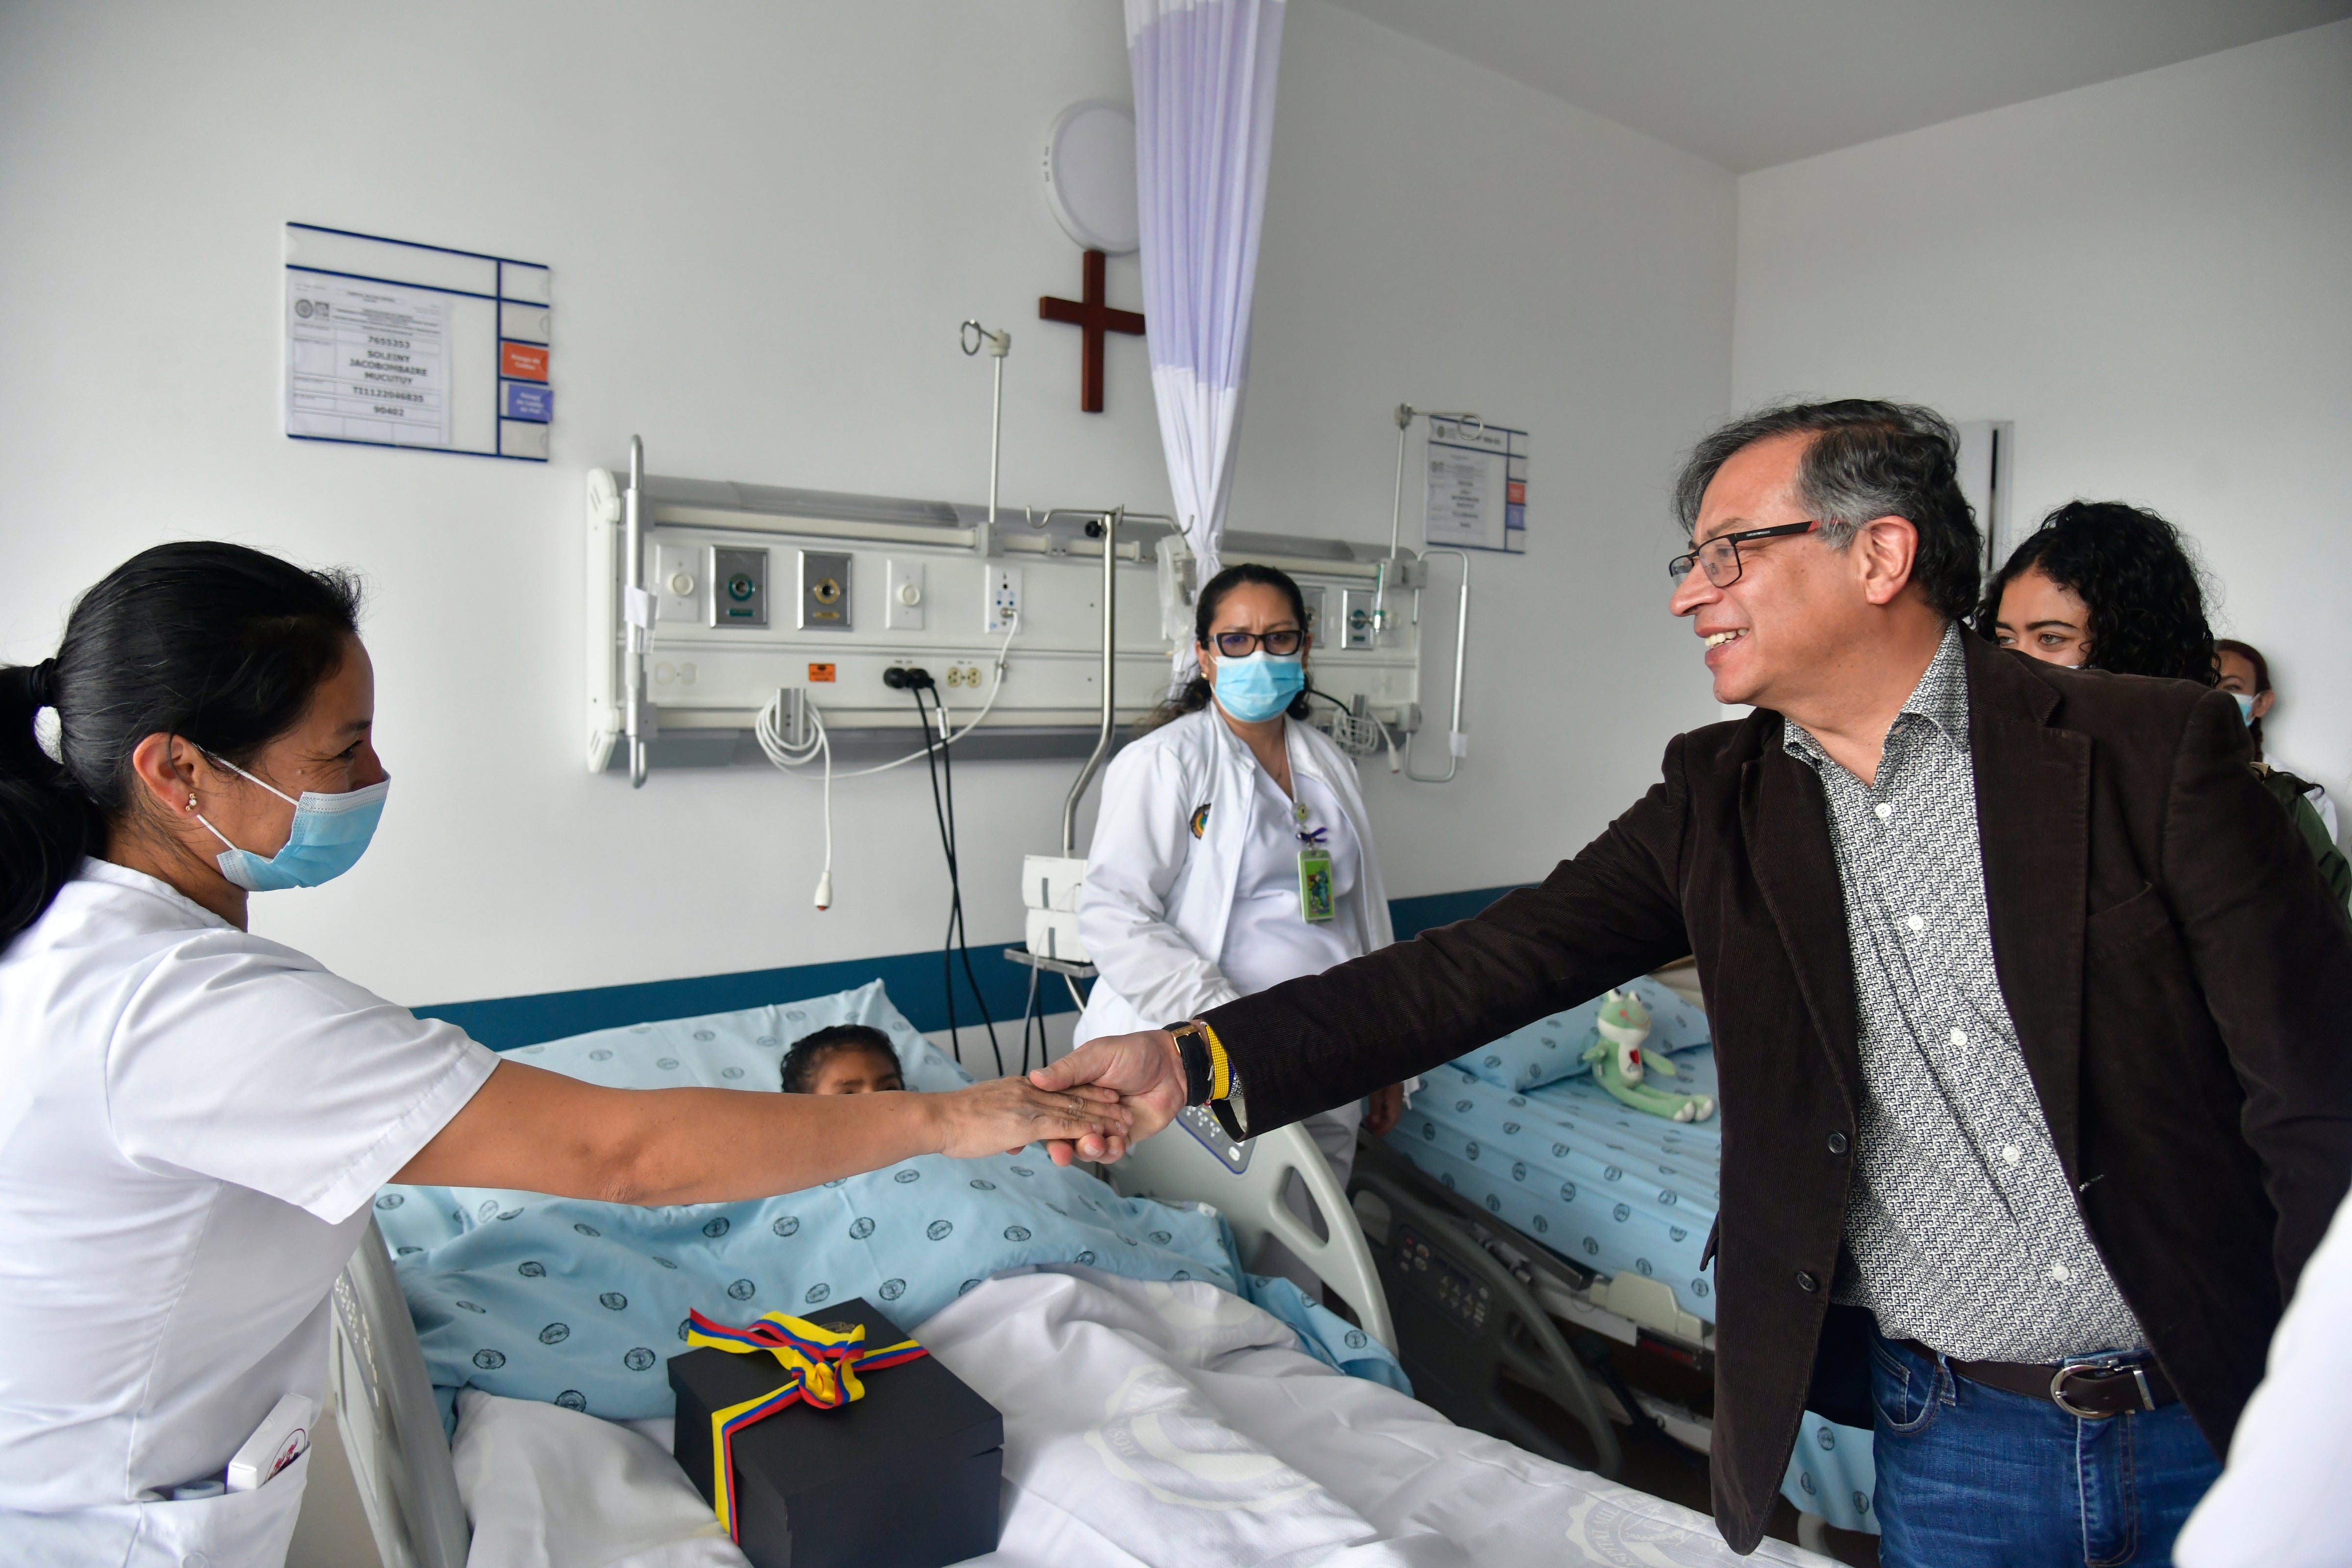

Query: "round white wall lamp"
<box><xmin>1042</xmin><ymin>100</ymin><xmax>1138</xmax><ymax>254</ymax></box>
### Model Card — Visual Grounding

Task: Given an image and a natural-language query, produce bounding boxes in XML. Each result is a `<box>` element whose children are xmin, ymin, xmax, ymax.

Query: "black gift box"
<box><xmin>668</xmin><ymin>1298</ymin><xmax>1002</xmax><ymax>1568</ymax></box>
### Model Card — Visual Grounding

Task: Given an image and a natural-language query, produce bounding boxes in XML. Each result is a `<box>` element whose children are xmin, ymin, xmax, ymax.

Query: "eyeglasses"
<box><xmin>1667</xmin><ymin>520</ymin><xmax>1820</xmax><ymax>587</ymax></box>
<box><xmin>1209</xmin><ymin>627</ymin><xmax>1304</xmax><ymax>658</ymax></box>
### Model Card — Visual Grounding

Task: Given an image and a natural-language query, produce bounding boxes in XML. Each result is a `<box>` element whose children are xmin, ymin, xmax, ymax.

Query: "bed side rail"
<box><xmin>329</xmin><ymin>1219</ymin><xmax>471</xmax><ymax>1568</ymax></box>
<box><xmin>1106</xmin><ymin>1118</ymin><xmax>1396</xmax><ymax>1351</ymax></box>
<box><xmin>1350</xmin><ymin>1165</ymin><xmax>1623</xmax><ymax>1477</ymax></box>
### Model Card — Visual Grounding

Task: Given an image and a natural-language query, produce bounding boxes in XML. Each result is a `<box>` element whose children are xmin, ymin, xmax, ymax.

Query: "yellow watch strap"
<box><xmin>1201</xmin><ymin>1021</ymin><xmax>1230</xmax><ymax>1102</ymax></box>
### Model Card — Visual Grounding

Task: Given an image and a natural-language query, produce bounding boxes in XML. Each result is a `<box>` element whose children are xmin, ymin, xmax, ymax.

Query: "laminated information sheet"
<box><xmin>286</xmin><ymin>276</ymin><xmax>450</xmax><ymax>448</ymax></box>
<box><xmin>281</xmin><ymin>223</ymin><xmax>550</xmax><ymax>461</ymax></box>
<box><xmin>1422</xmin><ymin>415</ymin><xmax>1528</xmax><ymax>553</ymax></box>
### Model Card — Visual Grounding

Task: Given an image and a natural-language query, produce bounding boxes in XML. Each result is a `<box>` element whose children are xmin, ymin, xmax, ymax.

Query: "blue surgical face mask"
<box><xmin>1211</xmin><ymin>650</ymin><xmax>1305</xmax><ymax>724</ymax></box>
<box><xmin>2229</xmin><ymin>691</ymin><xmax>2258</xmax><ymax>725</ymax></box>
<box><xmin>195</xmin><ymin>757</ymin><xmax>390</xmax><ymax>891</ymax></box>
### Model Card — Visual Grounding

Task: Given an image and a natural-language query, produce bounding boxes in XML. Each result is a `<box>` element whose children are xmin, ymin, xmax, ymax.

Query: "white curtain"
<box><xmin>1127</xmin><ymin>0</ymin><xmax>1287</xmax><ymax>686</ymax></box>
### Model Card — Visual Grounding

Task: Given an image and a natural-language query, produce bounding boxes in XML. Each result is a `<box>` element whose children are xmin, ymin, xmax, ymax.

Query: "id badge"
<box><xmin>1297</xmin><ymin>848</ymin><xmax>1335</xmax><ymax>924</ymax></box>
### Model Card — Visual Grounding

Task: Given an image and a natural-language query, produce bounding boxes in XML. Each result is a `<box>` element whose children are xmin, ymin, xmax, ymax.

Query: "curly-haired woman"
<box><xmin>1980</xmin><ymin>502</ymin><xmax>2347</xmax><ymax>904</ymax></box>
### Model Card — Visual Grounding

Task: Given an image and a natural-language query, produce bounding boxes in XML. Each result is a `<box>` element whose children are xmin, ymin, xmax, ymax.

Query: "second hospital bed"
<box><xmin>1364</xmin><ymin>973</ymin><xmax>1879</xmax><ymax>1541</ymax></box>
<box><xmin>327</xmin><ymin>983</ymin><xmax>1835</xmax><ymax>1568</ymax></box>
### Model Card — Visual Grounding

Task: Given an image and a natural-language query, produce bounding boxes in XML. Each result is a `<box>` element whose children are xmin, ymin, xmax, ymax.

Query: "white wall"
<box><xmin>0</xmin><ymin>0</ymin><xmax>1733</xmax><ymax>1008</ymax></box>
<box><xmin>1734</xmin><ymin>21</ymin><xmax>2352</xmax><ymax>806</ymax></box>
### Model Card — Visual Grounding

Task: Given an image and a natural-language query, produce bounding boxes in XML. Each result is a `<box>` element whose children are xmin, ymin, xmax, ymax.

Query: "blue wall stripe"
<box><xmin>416</xmin><ymin>885</ymin><xmax>1527</xmax><ymax>1051</ymax></box>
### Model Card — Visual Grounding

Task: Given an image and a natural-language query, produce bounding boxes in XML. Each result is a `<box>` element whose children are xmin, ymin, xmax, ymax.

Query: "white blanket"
<box><xmin>451</xmin><ymin>1268</ymin><xmax>1827</xmax><ymax>1568</ymax></box>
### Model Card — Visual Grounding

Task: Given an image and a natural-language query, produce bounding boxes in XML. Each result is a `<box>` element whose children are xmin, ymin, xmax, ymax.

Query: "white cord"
<box><xmin>754</xmin><ymin>691</ymin><xmax>833</xmax><ymax>905</ymax></box>
<box><xmin>752</xmin><ymin>612</ymin><xmax>1023</xmax><ymax>907</ymax></box>
<box><xmin>1318</xmin><ymin>698</ymin><xmax>1402</xmax><ymax>771</ymax></box>
<box><xmin>812</xmin><ymin>610</ymin><xmax>1022</xmax><ymax>779</ymax></box>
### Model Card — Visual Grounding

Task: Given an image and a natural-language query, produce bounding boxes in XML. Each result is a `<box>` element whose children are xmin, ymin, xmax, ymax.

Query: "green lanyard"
<box><xmin>1292</xmin><ymin>797</ymin><xmax>1335</xmax><ymax>924</ymax></box>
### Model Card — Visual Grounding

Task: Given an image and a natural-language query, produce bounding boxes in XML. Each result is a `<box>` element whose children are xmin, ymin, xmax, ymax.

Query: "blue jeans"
<box><xmin>1870</xmin><ymin>1333</ymin><xmax>2220</xmax><ymax>1567</ymax></box>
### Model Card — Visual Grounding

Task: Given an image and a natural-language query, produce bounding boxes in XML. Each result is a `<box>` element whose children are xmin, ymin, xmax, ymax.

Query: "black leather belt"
<box><xmin>1900</xmin><ymin>1340</ymin><xmax>2176</xmax><ymax>1419</ymax></box>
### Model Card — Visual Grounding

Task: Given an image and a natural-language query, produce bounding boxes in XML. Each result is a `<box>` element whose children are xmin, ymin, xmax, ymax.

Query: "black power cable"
<box><xmin>930</xmin><ymin>684</ymin><xmax>1002</xmax><ymax>1073</ymax></box>
<box><xmin>1018</xmin><ymin>957</ymin><xmax>1043</xmax><ymax>1078</ymax></box>
<box><xmin>903</xmin><ymin>679</ymin><xmax>1001</xmax><ymax>1076</ymax></box>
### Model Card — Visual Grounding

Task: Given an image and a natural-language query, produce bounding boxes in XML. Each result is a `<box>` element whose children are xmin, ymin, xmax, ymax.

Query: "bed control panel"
<box><xmin>1173</xmin><ymin>1105</ymin><xmax>1253</xmax><ymax>1173</ymax></box>
<box><xmin>1393</xmin><ymin>1223</ymin><xmax>1493</xmax><ymax>1331</ymax></box>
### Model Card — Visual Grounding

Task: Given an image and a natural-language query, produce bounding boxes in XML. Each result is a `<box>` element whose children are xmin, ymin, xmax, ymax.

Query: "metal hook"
<box><xmin>960</xmin><ymin>320</ymin><xmax>1010</xmax><ymax>358</ymax></box>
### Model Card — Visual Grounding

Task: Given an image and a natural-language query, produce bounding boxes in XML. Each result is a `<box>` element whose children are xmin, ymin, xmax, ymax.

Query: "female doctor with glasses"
<box><xmin>0</xmin><ymin>543</ymin><xmax>1127</xmax><ymax>1567</ymax></box>
<box><xmin>1074</xmin><ymin>563</ymin><xmax>1407</xmax><ymax>1204</ymax></box>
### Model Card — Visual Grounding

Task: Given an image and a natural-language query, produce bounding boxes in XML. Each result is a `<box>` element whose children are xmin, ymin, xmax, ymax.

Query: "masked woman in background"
<box><xmin>0</xmin><ymin>543</ymin><xmax>1123</xmax><ymax>1567</ymax></box>
<box><xmin>1982</xmin><ymin>500</ymin><xmax>2349</xmax><ymax>905</ymax></box>
<box><xmin>1076</xmin><ymin>564</ymin><xmax>1408</xmax><ymax>1211</ymax></box>
<box><xmin>2216</xmin><ymin>637</ymin><xmax>2340</xmax><ymax>848</ymax></box>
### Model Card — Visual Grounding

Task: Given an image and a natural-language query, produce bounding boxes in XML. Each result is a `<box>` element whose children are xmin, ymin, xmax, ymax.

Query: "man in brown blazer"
<box><xmin>1037</xmin><ymin>401</ymin><xmax>2352</xmax><ymax>1563</ymax></box>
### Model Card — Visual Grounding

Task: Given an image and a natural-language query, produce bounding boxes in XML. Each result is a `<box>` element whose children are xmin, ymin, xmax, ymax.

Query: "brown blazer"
<box><xmin>1204</xmin><ymin>630</ymin><xmax>2352</xmax><ymax>1554</ymax></box>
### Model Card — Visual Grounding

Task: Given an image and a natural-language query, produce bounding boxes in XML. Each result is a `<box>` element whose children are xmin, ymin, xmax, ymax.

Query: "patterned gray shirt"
<box><xmin>1783</xmin><ymin>625</ymin><xmax>2144</xmax><ymax>1360</ymax></box>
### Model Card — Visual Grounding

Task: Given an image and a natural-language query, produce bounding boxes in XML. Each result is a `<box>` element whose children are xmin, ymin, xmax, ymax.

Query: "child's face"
<box><xmin>807</xmin><ymin>1047</ymin><xmax>905</xmax><ymax>1096</ymax></box>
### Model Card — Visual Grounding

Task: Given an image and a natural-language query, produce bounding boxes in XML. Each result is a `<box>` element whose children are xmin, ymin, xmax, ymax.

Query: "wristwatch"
<box><xmin>1167</xmin><ymin>1019</ymin><xmax>1250</xmax><ymax>1142</ymax></box>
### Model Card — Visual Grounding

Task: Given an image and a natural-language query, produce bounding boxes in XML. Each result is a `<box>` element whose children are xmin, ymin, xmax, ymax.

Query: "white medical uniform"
<box><xmin>2175</xmin><ymin>1186</ymin><xmax>2352</xmax><ymax>1568</ymax></box>
<box><xmin>0</xmin><ymin>859</ymin><xmax>497</xmax><ymax>1566</ymax></box>
<box><xmin>1077</xmin><ymin>706</ymin><xmax>1393</xmax><ymax>1188</ymax></box>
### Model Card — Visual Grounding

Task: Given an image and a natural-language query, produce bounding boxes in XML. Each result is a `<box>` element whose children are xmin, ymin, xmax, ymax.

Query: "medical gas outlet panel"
<box><xmin>585</xmin><ymin>468</ymin><xmax>1428</xmax><ymax>774</ymax></box>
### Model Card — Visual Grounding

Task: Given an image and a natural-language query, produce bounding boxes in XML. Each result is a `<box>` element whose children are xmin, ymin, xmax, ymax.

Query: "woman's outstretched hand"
<box><xmin>931</xmin><ymin>1076</ymin><xmax>1133</xmax><ymax>1159</ymax></box>
<box><xmin>1028</xmin><ymin>1030</ymin><xmax>1187</xmax><ymax>1166</ymax></box>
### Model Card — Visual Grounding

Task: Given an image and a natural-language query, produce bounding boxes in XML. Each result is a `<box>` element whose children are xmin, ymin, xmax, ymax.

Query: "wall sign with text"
<box><xmin>1422</xmin><ymin>416</ymin><xmax>1527</xmax><ymax>554</ymax></box>
<box><xmin>284</xmin><ymin>223</ymin><xmax>551</xmax><ymax>462</ymax></box>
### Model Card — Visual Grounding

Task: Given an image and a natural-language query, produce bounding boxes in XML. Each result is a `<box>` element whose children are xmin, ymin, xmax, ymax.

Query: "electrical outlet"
<box><xmin>885</xmin><ymin>558</ymin><xmax>925</xmax><ymax>631</ymax></box>
<box><xmin>983</xmin><ymin>565</ymin><xmax>1023</xmax><ymax>635</ymax></box>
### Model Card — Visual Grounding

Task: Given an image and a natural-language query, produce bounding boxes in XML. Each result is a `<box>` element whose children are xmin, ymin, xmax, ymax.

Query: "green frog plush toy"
<box><xmin>1582</xmin><ymin>987</ymin><xmax>1716</xmax><ymax>1123</ymax></box>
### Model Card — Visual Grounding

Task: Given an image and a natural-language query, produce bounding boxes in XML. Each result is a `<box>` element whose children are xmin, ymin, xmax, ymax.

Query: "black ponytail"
<box><xmin>1136</xmin><ymin>561</ymin><xmax>1315</xmax><ymax>735</ymax></box>
<box><xmin>1</xmin><ymin>542</ymin><xmax>362</xmax><ymax>945</ymax></box>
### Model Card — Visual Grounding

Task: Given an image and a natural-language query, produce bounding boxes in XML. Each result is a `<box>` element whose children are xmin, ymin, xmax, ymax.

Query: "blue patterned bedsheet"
<box><xmin>378</xmin><ymin>984</ymin><xmax>1404</xmax><ymax>1420</ymax></box>
<box><xmin>1385</xmin><ymin>1050</ymin><xmax>1721</xmax><ymax>1324</ymax></box>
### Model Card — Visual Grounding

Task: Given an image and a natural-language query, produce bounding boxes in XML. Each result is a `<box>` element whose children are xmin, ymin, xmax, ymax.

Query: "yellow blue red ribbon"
<box><xmin>685</xmin><ymin>1308</ymin><xmax>928</xmax><ymax>1540</ymax></box>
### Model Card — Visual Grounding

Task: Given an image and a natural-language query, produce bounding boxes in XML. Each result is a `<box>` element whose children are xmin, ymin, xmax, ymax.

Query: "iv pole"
<box><xmin>1376</xmin><ymin>404</ymin><xmax>1480</xmax><ymax>637</ymax></box>
<box><xmin>1383</xmin><ymin>405</ymin><xmax>1478</xmax><ymax>783</ymax></box>
<box><xmin>622</xmin><ymin>435</ymin><xmax>649</xmax><ymax>788</ymax></box>
<box><xmin>1062</xmin><ymin>508</ymin><xmax>1121</xmax><ymax>856</ymax></box>
<box><xmin>961</xmin><ymin>320</ymin><xmax>1012</xmax><ymax>536</ymax></box>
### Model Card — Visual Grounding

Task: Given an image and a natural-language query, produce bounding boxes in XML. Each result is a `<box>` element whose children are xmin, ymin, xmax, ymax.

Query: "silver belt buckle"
<box><xmin>2050</xmin><ymin>1358</ymin><xmax>2155</xmax><ymax>1420</ymax></box>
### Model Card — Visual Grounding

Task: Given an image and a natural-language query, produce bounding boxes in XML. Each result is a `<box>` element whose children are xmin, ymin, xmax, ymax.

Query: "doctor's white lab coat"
<box><xmin>1075</xmin><ymin>705</ymin><xmax>1394</xmax><ymax>1045</ymax></box>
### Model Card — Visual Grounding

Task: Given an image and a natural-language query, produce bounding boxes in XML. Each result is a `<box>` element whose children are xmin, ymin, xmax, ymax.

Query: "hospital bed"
<box><xmin>325</xmin><ymin>992</ymin><xmax>1833</xmax><ymax>1568</ymax></box>
<box><xmin>1360</xmin><ymin>971</ymin><xmax>1877</xmax><ymax>1544</ymax></box>
<box><xmin>326</xmin><ymin>1115</ymin><xmax>1371</xmax><ymax>1568</ymax></box>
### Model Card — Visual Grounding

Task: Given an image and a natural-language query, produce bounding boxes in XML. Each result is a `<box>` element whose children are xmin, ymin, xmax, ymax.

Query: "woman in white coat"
<box><xmin>0</xmin><ymin>543</ymin><xmax>1124</xmax><ymax>1567</ymax></box>
<box><xmin>1076</xmin><ymin>563</ymin><xmax>1405</xmax><ymax>1195</ymax></box>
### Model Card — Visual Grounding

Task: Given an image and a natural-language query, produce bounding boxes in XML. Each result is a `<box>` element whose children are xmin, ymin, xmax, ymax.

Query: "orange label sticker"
<box><xmin>1507</xmin><ymin>480</ymin><xmax>1526</xmax><ymax>506</ymax></box>
<box><xmin>808</xmin><ymin>663</ymin><xmax>836</xmax><ymax>683</ymax></box>
<box><xmin>501</xmin><ymin>341</ymin><xmax>548</xmax><ymax>381</ymax></box>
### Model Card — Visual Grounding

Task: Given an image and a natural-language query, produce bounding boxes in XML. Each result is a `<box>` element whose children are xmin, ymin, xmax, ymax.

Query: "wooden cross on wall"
<box><xmin>1038</xmin><ymin>249</ymin><xmax>1145</xmax><ymax>414</ymax></box>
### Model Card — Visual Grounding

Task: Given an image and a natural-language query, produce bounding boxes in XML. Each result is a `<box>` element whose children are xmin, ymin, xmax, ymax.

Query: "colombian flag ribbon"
<box><xmin>686</xmin><ymin>1309</ymin><xmax>928</xmax><ymax>1541</ymax></box>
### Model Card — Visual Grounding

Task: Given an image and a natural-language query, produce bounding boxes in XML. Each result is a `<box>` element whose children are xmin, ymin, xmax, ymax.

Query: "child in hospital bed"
<box><xmin>780</xmin><ymin>1024</ymin><xmax>904</xmax><ymax>1095</ymax></box>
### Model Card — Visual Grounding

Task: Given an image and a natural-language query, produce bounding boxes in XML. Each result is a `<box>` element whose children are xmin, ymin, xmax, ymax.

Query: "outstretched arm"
<box><xmin>1038</xmin><ymin>736</ymin><xmax>1699</xmax><ymax>1160</ymax></box>
<box><xmin>1189</xmin><ymin>739</ymin><xmax>1695</xmax><ymax>1135</ymax></box>
<box><xmin>395</xmin><ymin>1062</ymin><xmax>1130</xmax><ymax>1202</ymax></box>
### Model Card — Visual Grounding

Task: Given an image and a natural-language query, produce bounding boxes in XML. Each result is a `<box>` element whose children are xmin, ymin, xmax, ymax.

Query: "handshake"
<box><xmin>1024</xmin><ymin>1029</ymin><xmax>1188</xmax><ymax>1166</ymax></box>
<box><xmin>993</xmin><ymin>1028</ymin><xmax>1408</xmax><ymax>1165</ymax></box>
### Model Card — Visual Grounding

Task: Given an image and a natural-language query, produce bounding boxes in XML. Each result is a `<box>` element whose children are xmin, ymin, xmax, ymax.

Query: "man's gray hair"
<box><xmin>1672</xmin><ymin>399</ymin><xmax>1981</xmax><ymax>620</ymax></box>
